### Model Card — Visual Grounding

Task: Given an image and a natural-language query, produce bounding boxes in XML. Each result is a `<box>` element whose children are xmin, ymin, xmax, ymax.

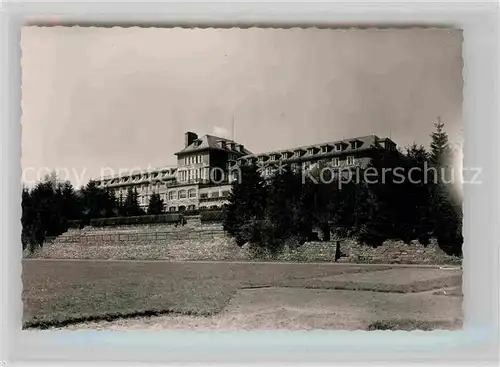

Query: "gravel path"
<box><xmin>52</xmin><ymin>287</ymin><xmax>462</xmax><ymax>331</ymax></box>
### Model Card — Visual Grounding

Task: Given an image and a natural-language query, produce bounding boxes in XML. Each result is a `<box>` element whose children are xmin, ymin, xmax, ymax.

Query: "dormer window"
<box><xmin>350</xmin><ymin>140</ymin><xmax>362</xmax><ymax>149</ymax></box>
<box><xmin>334</xmin><ymin>143</ymin><xmax>343</xmax><ymax>152</ymax></box>
<box><xmin>321</xmin><ymin>145</ymin><xmax>329</xmax><ymax>153</ymax></box>
<box><xmin>258</xmin><ymin>156</ymin><xmax>265</xmax><ymax>163</ymax></box>
<box><xmin>307</xmin><ymin>148</ymin><xmax>315</xmax><ymax>155</ymax></box>
<box><xmin>293</xmin><ymin>150</ymin><xmax>301</xmax><ymax>158</ymax></box>
<box><xmin>219</xmin><ymin>141</ymin><xmax>227</xmax><ymax>149</ymax></box>
<box><xmin>193</xmin><ymin>140</ymin><xmax>200</xmax><ymax>148</ymax></box>
<box><xmin>384</xmin><ymin>141</ymin><xmax>395</xmax><ymax>150</ymax></box>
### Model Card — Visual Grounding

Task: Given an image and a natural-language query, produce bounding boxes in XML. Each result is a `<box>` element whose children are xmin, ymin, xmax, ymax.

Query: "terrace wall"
<box><xmin>25</xmin><ymin>225</ymin><xmax>461</xmax><ymax>265</ymax></box>
<box><xmin>246</xmin><ymin>239</ymin><xmax>461</xmax><ymax>265</ymax></box>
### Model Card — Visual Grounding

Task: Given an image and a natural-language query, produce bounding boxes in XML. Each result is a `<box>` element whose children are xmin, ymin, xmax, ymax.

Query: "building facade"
<box><xmin>96</xmin><ymin>132</ymin><xmax>397</xmax><ymax>211</ymax></box>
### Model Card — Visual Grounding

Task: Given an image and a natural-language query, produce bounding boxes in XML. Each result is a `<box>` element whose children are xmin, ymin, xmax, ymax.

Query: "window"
<box><xmin>222</xmin><ymin>190</ymin><xmax>230</xmax><ymax>197</ymax></box>
<box><xmin>211</xmin><ymin>192</ymin><xmax>219</xmax><ymax>198</ymax></box>
<box><xmin>188</xmin><ymin>189</ymin><xmax>197</xmax><ymax>198</ymax></box>
<box><xmin>332</xmin><ymin>158</ymin><xmax>340</xmax><ymax>166</ymax></box>
<box><xmin>334</xmin><ymin>144</ymin><xmax>343</xmax><ymax>152</ymax></box>
<box><xmin>307</xmin><ymin>148</ymin><xmax>315</xmax><ymax>155</ymax></box>
<box><xmin>347</xmin><ymin>156</ymin><xmax>355</xmax><ymax>165</ymax></box>
<box><xmin>188</xmin><ymin>204</ymin><xmax>196</xmax><ymax>211</ymax></box>
<box><xmin>293</xmin><ymin>151</ymin><xmax>301</xmax><ymax>158</ymax></box>
<box><xmin>179</xmin><ymin>205</ymin><xmax>186</xmax><ymax>212</ymax></box>
<box><xmin>231</xmin><ymin>170</ymin><xmax>239</xmax><ymax>182</ymax></box>
<box><xmin>303</xmin><ymin>162</ymin><xmax>311</xmax><ymax>170</ymax></box>
<box><xmin>179</xmin><ymin>190</ymin><xmax>187</xmax><ymax>199</ymax></box>
<box><xmin>169</xmin><ymin>191</ymin><xmax>176</xmax><ymax>200</ymax></box>
<box><xmin>169</xmin><ymin>207</ymin><xmax>176</xmax><ymax>212</ymax></box>
<box><xmin>200</xmin><ymin>193</ymin><xmax>208</xmax><ymax>199</ymax></box>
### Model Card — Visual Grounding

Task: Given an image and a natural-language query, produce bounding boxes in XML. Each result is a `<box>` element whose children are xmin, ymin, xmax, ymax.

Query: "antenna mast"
<box><xmin>231</xmin><ymin>114</ymin><xmax>235</xmax><ymax>141</ymax></box>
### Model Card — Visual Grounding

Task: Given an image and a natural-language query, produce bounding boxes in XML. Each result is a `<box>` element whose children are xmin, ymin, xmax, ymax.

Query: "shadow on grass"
<box><xmin>23</xmin><ymin>307</ymin><xmax>215</xmax><ymax>330</ymax></box>
<box><xmin>368</xmin><ymin>319</ymin><xmax>460</xmax><ymax>331</ymax></box>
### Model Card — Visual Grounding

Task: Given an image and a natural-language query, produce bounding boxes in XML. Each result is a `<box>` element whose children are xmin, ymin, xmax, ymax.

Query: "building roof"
<box><xmin>241</xmin><ymin>135</ymin><xmax>393</xmax><ymax>159</ymax></box>
<box><xmin>175</xmin><ymin>134</ymin><xmax>253</xmax><ymax>155</ymax></box>
<box><xmin>98</xmin><ymin>165</ymin><xmax>177</xmax><ymax>182</ymax></box>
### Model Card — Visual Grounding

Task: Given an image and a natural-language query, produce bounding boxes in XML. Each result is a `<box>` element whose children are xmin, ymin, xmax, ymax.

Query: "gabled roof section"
<box><xmin>175</xmin><ymin>134</ymin><xmax>252</xmax><ymax>155</ymax></box>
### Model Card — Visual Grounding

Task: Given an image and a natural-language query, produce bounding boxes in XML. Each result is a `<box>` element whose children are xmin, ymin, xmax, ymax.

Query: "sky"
<box><xmin>21</xmin><ymin>27</ymin><xmax>463</xmax><ymax>187</ymax></box>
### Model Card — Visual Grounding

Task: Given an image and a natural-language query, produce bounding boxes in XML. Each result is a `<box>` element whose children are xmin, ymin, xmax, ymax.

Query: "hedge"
<box><xmin>90</xmin><ymin>213</ymin><xmax>184</xmax><ymax>227</ymax></box>
<box><xmin>200</xmin><ymin>210</ymin><xmax>225</xmax><ymax>222</ymax></box>
<box><xmin>182</xmin><ymin>209</ymin><xmax>200</xmax><ymax>216</ymax></box>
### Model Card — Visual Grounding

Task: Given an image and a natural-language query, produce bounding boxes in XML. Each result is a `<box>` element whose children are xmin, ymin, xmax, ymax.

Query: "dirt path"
<box><xmin>53</xmin><ymin>287</ymin><xmax>462</xmax><ymax>331</ymax></box>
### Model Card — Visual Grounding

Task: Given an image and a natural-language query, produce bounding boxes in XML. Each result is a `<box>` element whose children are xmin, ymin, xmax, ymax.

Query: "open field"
<box><xmin>22</xmin><ymin>259</ymin><xmax>462</xmax><ymax>330</ymax></box>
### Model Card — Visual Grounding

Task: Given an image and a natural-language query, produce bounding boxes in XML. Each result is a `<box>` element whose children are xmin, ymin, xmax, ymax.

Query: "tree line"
<box><xmin>223</xmin><ymin>121</ymin><xmax>463</xmax><ymax>257</ymax></box>
<box><xmin>21</xmin><ymin>177</ymin><xmax>165</xmax><ymax>252</ymax></box>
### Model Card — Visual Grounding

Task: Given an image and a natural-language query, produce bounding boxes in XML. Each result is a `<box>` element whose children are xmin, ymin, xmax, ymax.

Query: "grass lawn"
<box><xmin>23</xmin><ymin>260</ymin><xmax>395</xmax><ymax>328</ymax></box>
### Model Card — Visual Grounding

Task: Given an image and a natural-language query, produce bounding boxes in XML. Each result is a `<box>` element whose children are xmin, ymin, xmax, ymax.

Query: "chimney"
<box><xmin>239</xmin><ymin>145</ymin><xmax>245</xmax><ymax>153</ymax></box>
<box><xmin>185</xmin><ymin>132</ymin><xmax>198</xmax><ymax>148</ymax></box>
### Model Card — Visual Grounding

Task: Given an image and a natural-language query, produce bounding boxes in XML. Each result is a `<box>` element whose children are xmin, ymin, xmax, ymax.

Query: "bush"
<box><xmin>90</xmin><ymin>213</ymin><xmax>184</xmax><ymax>227</ymax></box>
<box><xmin>67</xmin><ymin>220</ymin><xmax>83</xmax><ymax>229</ymax></box>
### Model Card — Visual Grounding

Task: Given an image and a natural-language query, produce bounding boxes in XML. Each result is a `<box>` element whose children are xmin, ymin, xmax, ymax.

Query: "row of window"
<box><xmin>178</xmin><ymin>168</ymin><xmax>207</xmax><ymax>182</ymax></box>
<box><xmin>134</xmin><ymin>190</ymin><xmax>231</xmax><ymax>202</ymax></box>
<box><xmin>199</xmin><ymin>191</ymin><xmax>230</xmax><ymax>199</ymax></box>
<box><xmin>183</xmin><ymin>155</ymin><xmax>204</xmax><ymax>165</ymax></box>
<box><xmin>261</xmin><ymin>156</ymin><xmax>355</xmax><ymax>172</ymax></box>
<box><xmin>119</xmin><ymin>189</ymin><xmax>199</xmax><ymax>203</ymax></box>
<box><xmin>259</xmin><ymin>157</ymin><xmax>357</xmax><ymax>176</ymax></box>
<box><xmin>167</xmin><ymin>204</ymin><xmax>222</xmax><ymax>211</ymax></box>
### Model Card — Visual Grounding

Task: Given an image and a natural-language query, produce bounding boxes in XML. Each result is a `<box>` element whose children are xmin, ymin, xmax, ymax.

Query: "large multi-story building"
<box><xmin>96</xmin><ymin>132</ymin><xmax>251</xmax><ymax>211</ymax></box>
<box><xmin>96</xmin><ymin>132</ymin><xmax>397</xmax><ymax>211</ymax></box>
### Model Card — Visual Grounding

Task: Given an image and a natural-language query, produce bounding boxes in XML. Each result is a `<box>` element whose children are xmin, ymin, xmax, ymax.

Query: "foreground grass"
<box><xmin>23</xmin><ymin>260</ymin><xmax>396</xmax><ymax>328</ymax></box>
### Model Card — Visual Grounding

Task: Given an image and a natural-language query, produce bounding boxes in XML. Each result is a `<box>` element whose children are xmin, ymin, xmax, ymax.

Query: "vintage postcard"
<box><xmin>21</xmin><ymin>26</ymin><xmax>463</xmax><ymax>331</ymax></box>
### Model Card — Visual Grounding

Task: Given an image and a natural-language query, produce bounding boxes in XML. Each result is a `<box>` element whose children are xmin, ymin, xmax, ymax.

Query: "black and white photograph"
<box><xmin>20</xmin><ymin>26</ymin><xmax>464</xmax><ymax>331</ymax></box>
